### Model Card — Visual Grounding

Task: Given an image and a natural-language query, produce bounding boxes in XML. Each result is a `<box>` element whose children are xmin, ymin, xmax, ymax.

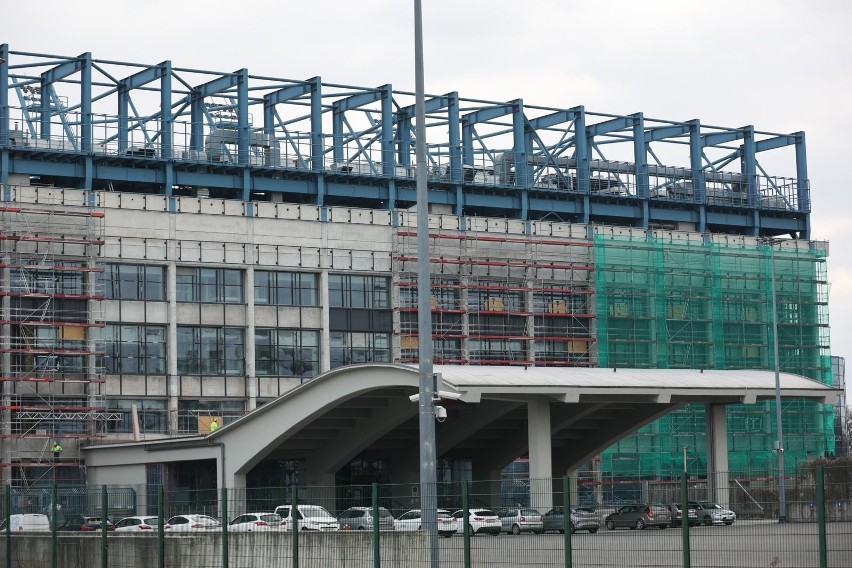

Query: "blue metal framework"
<box><xmin>0</xmin><ymin>45</ymin><xmax>809</xmax><ymax>237</ymax></box>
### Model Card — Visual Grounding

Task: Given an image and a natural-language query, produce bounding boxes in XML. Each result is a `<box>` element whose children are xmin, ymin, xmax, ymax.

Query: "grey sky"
<box><xmin>4</xmin><ymin>0</ymin><xmax>851</xmax><ymax>396</ymax></box>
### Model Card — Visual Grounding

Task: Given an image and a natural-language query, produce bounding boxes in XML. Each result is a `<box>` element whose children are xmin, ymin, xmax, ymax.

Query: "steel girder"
<box><xmin>0</xmin><ymin>45</ymin><xmax>809</xmax><ymax>238</ymax></box>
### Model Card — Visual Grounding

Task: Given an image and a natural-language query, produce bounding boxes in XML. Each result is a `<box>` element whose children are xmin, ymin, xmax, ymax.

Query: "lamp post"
<box><xmin>414</xmin><ymin>0</ymin><xmax>439</xmax><ymax>565</ymax></box>
<box><xmin>766</xmin><ymin>239</ymin><xmax>786</xmax><ymax>522</ymax></box>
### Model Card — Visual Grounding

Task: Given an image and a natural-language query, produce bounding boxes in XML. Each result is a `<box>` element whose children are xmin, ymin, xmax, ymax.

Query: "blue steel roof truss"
<box><xmin>0</xmin><ymin>46</ymin><xmax>809</xmax><ymax>238</ymax></box>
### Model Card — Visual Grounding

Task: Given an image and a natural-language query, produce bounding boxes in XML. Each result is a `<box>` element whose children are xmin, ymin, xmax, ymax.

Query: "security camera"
<box><xmin>435</xmin><ymin>405</ymin><xmax>447</xmax><ymax>422</ymax></box>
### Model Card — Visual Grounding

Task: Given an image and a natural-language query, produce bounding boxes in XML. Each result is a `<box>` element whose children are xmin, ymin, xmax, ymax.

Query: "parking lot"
<box><xmin>436</xmin><ymin>520</ymin><xmax>852</xmax><ymax>567</ymax></box>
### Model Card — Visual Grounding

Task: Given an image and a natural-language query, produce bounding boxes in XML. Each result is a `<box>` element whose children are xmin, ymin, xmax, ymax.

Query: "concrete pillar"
<box><xmin>528</xmin><ymin>399</ymin><xmax>553</xmax><ymax>512</ymax></box>
<box><xmin>166</xmin><ymin>260</ymin><xmax>179</xmax><ymax>434</ymax></box>
<box><xmin>244</xmin><ymin>266</ymin><xmax>257</xmax><ymax>411</ymax></box>
<box><xmin>705</xmin><ymin>403</ymin><xmax>730</xmax><ymax>507</ymax></box>
<box><xmin>319</xmin><ymin>270</ymin><xmax>330</xmax><ymax>372</ymax></box>
<box><xmin>227</xmin><ymin>472</ymin><xmax>247</xmax><ymax>516</ymax></box>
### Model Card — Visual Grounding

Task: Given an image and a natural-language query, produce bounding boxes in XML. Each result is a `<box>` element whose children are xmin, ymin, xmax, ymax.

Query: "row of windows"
<box><xmin>103</xmin><ymin>265</ymin><xmax>387</xmax><ymax>308</ymax></box>
<box><xmin>103</xmin><ymin>325</ymin><xmax>381</xmax><ymax>377</ymax></box>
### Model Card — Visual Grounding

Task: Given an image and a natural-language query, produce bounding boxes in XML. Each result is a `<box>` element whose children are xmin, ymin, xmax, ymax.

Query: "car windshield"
<box><xmin>521</xmin><ymin>509</ymin><xmax>539</xmax><ymax>516</ymax></box>
<box><xmin>298</xmin><ymin>506</ymin><xmax>332</xmax><ymax>518</ymax></box>
<box><xmin>475</xmin><ymin>510</ymin><xmax>496</xmax><ymax>517</ymax></box>
<box><xmin>377</xmin><ymin>507</ymin><xmax>393</xmax><ymax>518</ymax></box>
<box><xmin>700</xmin><ymin>502</ymin><xmax>721</xmax><ymax>509</ymax></box>
<box><xmin>259</xmin><ymin>514</ymin><xmax>280</xmax><ymax>523</ymax></box>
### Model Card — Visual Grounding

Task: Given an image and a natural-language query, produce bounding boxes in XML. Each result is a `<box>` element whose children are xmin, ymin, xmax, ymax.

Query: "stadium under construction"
<box><xmin>0</xmin><ymin>45</ymin><xmax>839</xmax><ymax>491</ymax></box>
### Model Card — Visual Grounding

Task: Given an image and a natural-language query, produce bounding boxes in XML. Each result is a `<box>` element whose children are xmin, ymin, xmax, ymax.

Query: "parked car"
<box><xmin>451</xmin><ymin>508</ymin><xmax>501</xmax><ymax>535</ymax></box>
<box><xmin>57</xmin><ymin>515</ymin><xmax>115</xmax><ymax>532</ymax></box>
<box><xmin>393</xmin><ymin>509</ymin><xmax>457</xmax><ymax>537</ymax></box>
<box><xmin>688</xmin><ymin>501</ymin><xmax>737</xmax><ymax>526</ymax></box>
<box><xmin>228</xmin><ymin>512</ymin><xmax>283</xmax><ymax>532</ymax></box>
<box><xmin>337</xmin><ymin>507</ymin><xmax>394</xmax><ymax>531</ymax></box>
<box><xmin>542</xmin><ymin>507</ymin><xmax>600</xmax><ymax>534</ymax></box>
<box><xmin>274</xmin><ymin>504</ymin><xmax>339</xmax><ymax>532</ymax></box>
<box><xmin>498</xmin><ymin>507</ymin><xmax>544</xmax><ymax>535</ymax></box>
<box><xmin>604</xmin><ymin>504</ymin><xmax>671</xmax><ymax>530</ymax></box>
<box><xmin>165</xmin><ymin>514</ymin><xmax>221</xmax><ymax>532</ymax></box>
<box><xmin>0</xmin><ymin>513</ymin><xmax>50</xmax><ymax>532</ymax></box>
<box><xmin>669</xmin><ymin>503</ymin><xmax>699</xmax><ymax>527</ymax></box>
<box><xmin>114</xmin><ymin>516</ymin><xmax>160</xmax><ymax>532</ymax></box>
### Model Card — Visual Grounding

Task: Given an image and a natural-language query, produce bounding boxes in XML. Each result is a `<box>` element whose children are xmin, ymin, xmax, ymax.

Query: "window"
<box><xmin>176</xmin><ymin>267</ymin><xmax>243</xmax><ymax>303</ymax></box>
<box><xmin>104</xmin><ymin>325</ymin><xmax>166</xmax><ymax>374</ymax></box>
<box><xmin>330</xmin><ymin>332</ymin><xmax>391</xmax><ymax>368</ymax></box>
<box><xmin>329</xmin><ymin>275</ymin><xmax>389</xmax><ymax>308</ymax></box>
<box><xmin>255</xmin><ymin>329</ymin><xmax>320</xmax><ymax>377</ymax></box>
<box><xmin>254</xmin><ymin>271</ymin><xmax>319</xmax><ymax>306</ymax></box>
<box><xmin>177</xmin><ymin>399</ymin><xmax>245</xmax><ymax>433</ymax></box>
<box><xmin>104</xmin><ymin>264</ymin><xmax>166</xmax><ymax>301</ymax></box>
<box><xmin>177</xmin><ymin>326</ymin><xmax>245</xmax><ymax>375</ymax></box>
<box><xmin>107</xmin><ymin>399</ymin><xmax>167</xmax><ymax>433</ymax></box>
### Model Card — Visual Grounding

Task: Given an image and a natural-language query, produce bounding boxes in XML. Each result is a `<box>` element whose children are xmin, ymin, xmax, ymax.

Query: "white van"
<box><xmin>0</xmin><ymin>513</ymin><xmax>51</xmax><ymax>532</ymax></box>
<box><xmin>273</xmin><ymin>504</ymin><xmax>338</xmax><ymax>532</ymax></box>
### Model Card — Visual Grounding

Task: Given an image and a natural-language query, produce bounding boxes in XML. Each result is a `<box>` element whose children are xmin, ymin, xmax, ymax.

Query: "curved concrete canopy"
<box><xmin>83</xmin><ymin>364</ymin><xmax>839</xmax><ymax>488</ymax></box>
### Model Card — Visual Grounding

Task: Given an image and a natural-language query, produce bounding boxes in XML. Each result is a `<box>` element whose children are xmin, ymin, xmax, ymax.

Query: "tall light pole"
<box><xmin>766</xmin><ymin>240</ymin><xmax>786</xmax><ymax>522</ymax></box>
<box><xmin>414</xmin><ymin>0</ymin><xmax>439</xmax><ymax>565</ymax></box>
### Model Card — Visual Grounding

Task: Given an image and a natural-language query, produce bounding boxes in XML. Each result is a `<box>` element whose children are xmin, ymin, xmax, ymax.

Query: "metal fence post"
<box><xmin>681</xmin><ymin>471</ymin><xmax>690</xmax><ymax>568</ymax></box>
<box><xmin>462</xmin><ymin>480</ymin><xmax>470</xmax><ymax>568</ymax></box>
<box><xmin>291</xmin><ymin>484</ymin><xmax>299</xmax><ymax>568</ymax></box>
<box><xmin>5</xmin><ymin>484</ymin><xmax>11</xmax><ymax>568</ymax></box>
<box><xmin>563</xmin><ymin>475</ymin><xmax>572</xmax><ymax>568</ymax></box>
<box><xmin>816</xmin><ymin>465</ymin><xmax>826</xmax><ymax>568</ymax></box>
<box><xmin>372</xmin><ymin>482</ymin><xmax>380</xmax><ymax>568</ymax></box>
<box><xmin>221</xmin><ymin>487</ymin><xmax>228</xmax><ymax>568</ymax></box>
<box><xmin>101</xmin><ymin>485</ymin><xmax>108</xmax><ymax>568</ymax></box>
<box><xmin>158</xmin><ymin>485</ymin><xmax>164</xmax><ymax>568</ymax></box>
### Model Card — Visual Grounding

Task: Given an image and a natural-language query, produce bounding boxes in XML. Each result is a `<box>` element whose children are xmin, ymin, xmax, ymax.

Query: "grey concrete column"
<box><xmin>244</xmin><ymin>266</ymin><xmax>257</xmax><ymax>411</ymax></box>
<box><xmin>319</xmin><ymin>270</ymin><xmax>330</xmax><ymax>372</ymax></box>
<box><xmin>705</xmin><ymin>403</ymin><xmax>730</xmax><ymax>507</ymax></box>
<box><xmin>528</xmin><ymin>399</ymin><xmax>553</xmax><ymax>512</ymax></box>
<box><xmin>166</xmin><ymin>261</ymin><xmax>178</xmax><ymax>434</ymax></box>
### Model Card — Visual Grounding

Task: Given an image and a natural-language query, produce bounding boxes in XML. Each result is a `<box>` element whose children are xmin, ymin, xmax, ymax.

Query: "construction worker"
<box><xmin>209</xmin><ymin>418</ymin><xmax>219</xmax><ymax>432</ymax></box>
<box><xmin>51</xmin><ymin>440</ymin><xmax>62</xmax><ymax>461</ymax></box>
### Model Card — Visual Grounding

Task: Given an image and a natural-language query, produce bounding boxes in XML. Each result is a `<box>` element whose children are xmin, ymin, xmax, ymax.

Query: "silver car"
<box><xmin>498</xmin><ymin>507</ymin><xmax>543</xmax><ymax>535</ymax></box>
<box><xmin>542</xmin><ymin>507</ymin><xmax>600</xmax><ymax>534</ymax></box>
<box><xmin>337</xmin><ymin>507</ymin><xmax>394</xmax><ymax>531</ymax></box>
<box><xmin>689</xmin><ymin>501</ymin><xmax>736</xmax><ymax>526</ymax></box>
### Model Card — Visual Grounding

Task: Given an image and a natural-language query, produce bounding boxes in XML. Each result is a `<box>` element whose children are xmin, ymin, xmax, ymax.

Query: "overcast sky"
<box><xmin>4</xmin><ymin>0</ymin><xmax>851</xmax><ymax>398</ymax></box>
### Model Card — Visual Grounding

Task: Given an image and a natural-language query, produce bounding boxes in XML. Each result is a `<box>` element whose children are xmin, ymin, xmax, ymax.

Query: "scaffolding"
<box><xmin>594</xmin><ymin>231</ymin><xmax>833</xmax><ymax>476</ymax></box>
<box><xmin>0</xmin><ymin>201</ymin><xmax>115</xmax><ymax>486</ymax></box>
<box><xmin>394</xmin><ymin>218</ymin><xmax>595</xmax><ymax>367</ymax></box>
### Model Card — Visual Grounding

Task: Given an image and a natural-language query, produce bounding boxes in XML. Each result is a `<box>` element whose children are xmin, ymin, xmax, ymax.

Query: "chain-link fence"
<box><xmin>1</xmin><ymin>465</ymin><xmax>850</xmax><ymax>567</ymax></box>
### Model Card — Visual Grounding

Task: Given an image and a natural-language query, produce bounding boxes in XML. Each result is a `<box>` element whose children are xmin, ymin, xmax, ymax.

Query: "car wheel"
<box><xmin>569</xmin><ymin>522</ymin><xmax>576</xmax><ymax>534</ymax></box>
<box><xmin>702</xmin><ymin>516</ymin><xmax>712</xmax><ymax>527</ymax></box>
<box><xmin>658</xmin><ymin>524</ymin><xmax>667</xmax><ymax>529</ymax></box>
<box><xmin>468</xmin><ymin>524</ymin><xmax>475</xmax><ymax>536</ymax></box>
<box><xmin>672</xmin><ymin>520</ymin><xmax>680</xmax><ymax>527</ymax></box>
<box><xmin>558</xmin><ymin>529</ymin><xmax>564</xmax><ymax>534</ymax></box>
<box><xmin>589</xmin><ymin>527</ymin><xmax>598</xmax><ymax>534</ymax></box>
<box><xmin>442</xmin><ymin>532</ymin><xmax>452</xmax><ymax>538</ymax></box>
<box><xmin>724</xmin><ymin>521</ymin><xmax>733</xmax><ymax>526</ymax></box>
<box><xmin>605</xmin><ymin>520</ymin><xmax>615</xmax><ymax>530</ymax></box>
<box><xmin>511</xmin><ymin>524</ymin><xmax>521</xmax><ymax>535</ymax></box>
<box><xmin>636</xmin><ymin>519</ymin><xmax>646</xmax><ymax>530</ymax></box>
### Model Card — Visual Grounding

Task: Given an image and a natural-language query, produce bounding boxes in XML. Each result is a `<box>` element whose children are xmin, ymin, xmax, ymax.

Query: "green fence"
<box><xmin>2</xmin><ymin>465</ymin><xmax>850</xmax><ymax>567</ymax></box>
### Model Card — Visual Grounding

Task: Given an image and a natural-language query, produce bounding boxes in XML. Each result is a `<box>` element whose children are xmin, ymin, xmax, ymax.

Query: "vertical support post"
<box><xmin>462</xmin><ymin>480</ymin><xmax>470</xmax><ymax>568</ymax></box>
<box><xmin>5</xmin><ymin>484</ymin><xmax>11</xmax><ymax>568</ymax></box>
<box><xmin>681</xmin><ymin>471</ymin><xmax>691</xmax><ymax>568</ymax></box>
<box><xmin>237</xmin><ymin>69</ymin><xmax>249</xmax><ymax>166</ymax></box>
<box><xmin>563</xmin><ymin>475</ymin><xmax>572</xmax><ymax>568</ymax></box>
<box><xmin>381</xmin><ymin>85</ymin><xmax>394</xmax><ymax>177</ymax></box>
<box><xmin>221</xmin><ymin>487</ymin><xmax>228</xmax><ymax>568</ymax></box>
<box><xmin>290</xmin><ymin>484</ymin><xmax>299</xmax><ymax>568</ymax></box>
<box><xmin>51</xmin><ymin>482</ymin><xmax>58</xmax><ymax>568</ymax></box>
<box><xmin>414</xmin><ymin>3</ymin><xmax>438</xmax><ymax>567</ymax></box>
<box><xmin>310</xmin><ymin>78</ymin><xmax>323</xmax><ymax>172</ymax></box>
<box><xmin>0</xmin><ymin>44</ymin><xmax>8</xmax><ymax>148</ymax></box>
<box><xmin>705</xmin><ymin>403</ymin><xmax>730</xmax><ymax>507</ymax></box>
<box><xmin>768</xmin><ymin>243</ymin><xmax>786</xmax><ymax>522</ymax></box>
<box><xmin>742</xmin><ymin>125</ymin><xmax>757</xmax><ymax>210</ymax></box>
<box><xmin>633</xmin><ymin>113</ymin><xmax>649</xmax><ymax>227</ymax></box>
<box><xmin>794</xmin><ymin>131</ymin><xmax>810</xmax><ymax>238</ymax></box>
<box><xmin>101</xmin><ymin>485</ymin><xmax>108</xmax><ymax>568</ymax></box>
<box><xmin>574</xmin><ymin>107</ymin><xmax>590</xmax><ymax>225</ymax></box>
<box><xmin>372</xmin><ymin>482</ymin><xmax>380</xmax><ymax>568</ymax></box>
<box><xmin>158</xmin><ymin>485</ymin><xmax>165</xmax><ymax>568</ymax></box>
<box><xmin>816</xmin><ymin>465</ymin><xmax>826</xmax><ymax>568</ymax></box>
<box><xmin>80</xmin><ymin>53</ymin><xmax>93</xmax><ymax>154</ymax></box>
<box><xmin>447</xmin><ymin>93</ymin><xmax>462</xmax><ymax>185</ymax></box>
<box><xmin>160</xmin><ymin>61</ymin><xmax>173</xmax><ymax>161</ymax></box>
<box><xmin>118</xmin><ymin>87</ymin><xmax>129</xmax><ymax>152</ymax></box>
<box><xmin>689</xmin><ymin>120</ymin><xmax>706</xmax><ymax>232</ymax></box>
<box><xmin>190</xmin><ymin>91</ymin><xmax>204</xmax><ymax>152</ymax></box>
<box><xmin>332</xmin><ymin>101</ymin><xmax>344</xmax><ymax>165</ymax></box>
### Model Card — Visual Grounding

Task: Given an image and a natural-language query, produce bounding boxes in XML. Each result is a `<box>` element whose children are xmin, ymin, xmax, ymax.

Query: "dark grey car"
<box><xmin>337</xmin><ymin>507</ymin><xmax>394</xmax><ymax>531</ymax></box>
<box><xmin>604</xmin><ymin>504</ymin><xmax>671</xmax><ymax>530</ymax></box>
<box><xmin>542</xmin><ymin>507</ymin><xmax>600</xmax><ymax>534</ymax></box>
